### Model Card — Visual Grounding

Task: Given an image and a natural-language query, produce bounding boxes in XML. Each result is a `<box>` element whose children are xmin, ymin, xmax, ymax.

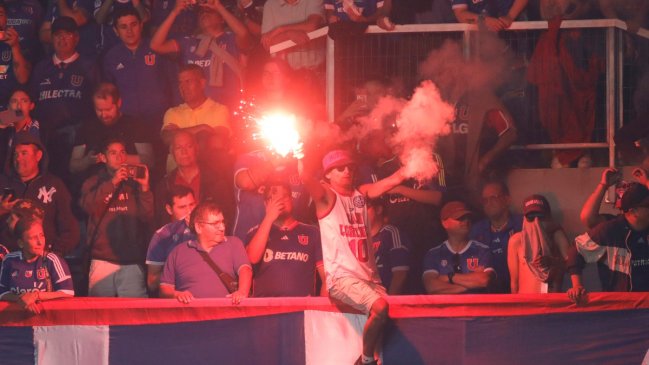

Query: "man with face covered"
<box><xmin>507</xmin><ymin>195</ymin><xmax>572</xmax><ymax>294</ymax></box>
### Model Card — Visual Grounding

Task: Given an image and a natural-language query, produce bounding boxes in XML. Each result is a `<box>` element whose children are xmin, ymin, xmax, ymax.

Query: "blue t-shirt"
<box><xmin>5</xmin><ymin>0</ymin><xmax>44</xmax><ymax>62</ymax></box>
<box><xmin>176</xmin><ymin>33</ymin><xmax>241</xmax><ymax>107</ymax></box>
<box><xmin>30</xmin><ymin>54</ymin><xmax>99</xmax><ymax>131</ymax></box>
<box><xmin>423</xmin><ymin>240</ymin><xmax>494</xmax><ymax>293</ymax></box>
<box><xmin>324</xmin><ymin>0</ymin><xmax>384</xmax><ymax>22</ymax></box>
<box><xmin>146</xmin><ymin>219</ymin><xmax>196</xmax><ymax>266</ymax></box>
<box><xmin>469</xmin><ymin>213</ymin><xmax>522</xmax><ymax>293</ymax></box>
<box><xmin>103</xmin><ymin>39</ymin><xmax>174</xmax><ymax>121</ymax></box>
<box><xmin>0</xmin><ymin>251</ymin><xmax>74</xmax><ymax>297</ymax></box>
<box><xmin>372</xmin><ymin>224</ymin><xmax>410</xmax><ymax>289</ymax></box>
<box><xmin>232</xmin><ymin>150</ymin><xmax>310</xmax><ymax>241</ymax></box>
<box><xmin>160</xmin><ymin>237</ymin><xmax>251</xmax><ymax>298</ymax></box>
<box><xmin>246</xmin><ymin>221</ymin><xmax>323</xmax><ymax>297</ymax></box>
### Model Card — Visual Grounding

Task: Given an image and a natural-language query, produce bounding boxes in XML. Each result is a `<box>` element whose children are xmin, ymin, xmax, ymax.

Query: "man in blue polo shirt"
<box><xmin>246</xmin><ymin>183</ymin><xmax>325</xmax><ymax>297</ymax></box>
<box><xmin>103</xmin><ymin>7</ymin><xmax>173</xmax><ymax>126</ymax></box>
<box><xmin>423</xmin><ymin>201</ymin><xmax>495</xmax><ymax>294</ymax></box>
<box><xmin>146</xmin><ymin>185</ymin><xmax>196</xmax><ymax>295</ymax></box>
<box><xmin>150</xmin><ymin>0</ymin><xmax>251</xmax><ymax>108</ymax></box>
<box><xmin>160</xmin><ymin>200</ymin><xmax>252</xmax><ymax>304</ymax></box>
<box><xmin>470</xmin><ymin>181</ymin><xmax>522</xmax><ymax>293</ymax></box>
<box><xmin>0</xmin><ymin>2</ymin><xmax>31</xmax><ymax>107</ymax></box>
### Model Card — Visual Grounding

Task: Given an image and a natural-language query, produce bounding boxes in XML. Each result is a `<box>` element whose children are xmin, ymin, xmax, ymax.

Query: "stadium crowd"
<box><xmin>0</xmin><ymin>0</ymin><xmax>648</xmax><ymax>363</ymax></box>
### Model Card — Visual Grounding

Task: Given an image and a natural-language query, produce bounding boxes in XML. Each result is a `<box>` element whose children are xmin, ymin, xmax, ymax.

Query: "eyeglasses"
<box><xmin>335</xmin><ymin>165</ymin><xmax>356</xmax><ymax>173</ymax></box>
<box><xmin>198</xmin><ymin>220</ymin><xmax>225</xmax><ymax>228</ymax></box>
<box><xmin>452</xmin><ymin>253</ymin><xmax>462</xmax><ymax>273</ymax></box>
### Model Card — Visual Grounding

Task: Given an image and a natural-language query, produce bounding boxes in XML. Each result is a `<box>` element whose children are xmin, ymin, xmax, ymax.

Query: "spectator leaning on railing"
<box><xmin>0</xmin><ymin>217</ymin><xmax>74</xmax><ymax>315</ymax></box>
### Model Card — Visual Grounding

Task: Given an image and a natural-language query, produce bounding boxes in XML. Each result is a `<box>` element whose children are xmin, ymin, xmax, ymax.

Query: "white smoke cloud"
<box><xmin>390</xmin><ymin>81</ymin><xmax>455</xmax><ymax>181</ymax></box>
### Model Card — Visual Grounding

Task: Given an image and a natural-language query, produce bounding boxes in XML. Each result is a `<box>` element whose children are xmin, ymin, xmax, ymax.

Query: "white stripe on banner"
<box><xmin>304</xmin><ymin>310</ymin><xmax>367</xmax><ymax>365</ymax></box>
<box><xmin>33</xmin><ymin>325</ymin><xmax>109</xmax><ymax>365</ymax></box>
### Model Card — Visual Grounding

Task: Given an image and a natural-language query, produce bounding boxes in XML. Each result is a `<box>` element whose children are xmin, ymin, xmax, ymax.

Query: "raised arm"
<box><xmin>57</xmin><ymin>0</ymin><xmax>90</xmax><ymax>26</ymax></box>
<box><xmin>580</xmin><ymin>168</ymin><xmax>619</xmax><ymax>229</ymax></box>
<box><xmin>150</xmin><ymin>0</ymin><xmax>185</xmax><ymax>54</ymax></box>
<box><xmin>389</xmin><ymin>185</ymin><xmax>442</xmax><ymax>205</ymax></box>
<box><xmin>359</xmin><ymin>168</ymin><xmax>406</xmax><ymax>199</ymax></box>
<box><xmin>297</xmin><ymin>156</ymin><xmax>333</xmax><ymax>214</ymax></box>
<box><xmin>201</xmin><ymin>0</ymin><xmax>252</xmax><ymax>50</ymax></box>
<box><xmin>246</xmin><ymin>198</ymin><xmax>283</xmax><ymax>263</ymax></box>
<box><xmin>4</xmin><ymin>28</ymin><xmax>31</xmax><ymax>84</ymax></box>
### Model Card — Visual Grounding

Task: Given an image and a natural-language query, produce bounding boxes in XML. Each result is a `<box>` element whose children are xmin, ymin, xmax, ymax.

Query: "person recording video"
<box><xmin>80</xmin><ymin>138</ymin><xmax>153</xmax><ymax>298</ymax></box>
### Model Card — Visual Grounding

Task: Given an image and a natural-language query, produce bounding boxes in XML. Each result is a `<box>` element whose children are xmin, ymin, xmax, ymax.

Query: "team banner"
<box><xmin>1</xmin><ymin>294</ymin><xmax>648</xmax><ymax>365</ymax></box>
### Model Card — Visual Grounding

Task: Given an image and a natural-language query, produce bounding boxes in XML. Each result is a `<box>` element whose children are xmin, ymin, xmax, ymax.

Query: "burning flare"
<box><xmin>255</xmin><ymin>112</ymin><xmax>302</xmax><ymax>158</ymax></box>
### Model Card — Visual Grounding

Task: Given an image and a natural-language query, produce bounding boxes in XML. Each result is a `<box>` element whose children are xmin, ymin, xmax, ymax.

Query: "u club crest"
<box><xmin>144</xmin><ymin>54</ymin><xmax>156</xmax><ymax>66</ymax></box>
<box><xmin>70</xmin><ymin>75</ymin><xmax>84</xmax><ymax>87</ymax></box>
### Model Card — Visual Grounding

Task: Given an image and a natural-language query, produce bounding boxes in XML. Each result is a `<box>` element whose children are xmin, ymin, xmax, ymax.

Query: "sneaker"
<box><xmin>354</xmin><ymin>355</ymin><xmax>378</xmax><ymax>365</ymax></box>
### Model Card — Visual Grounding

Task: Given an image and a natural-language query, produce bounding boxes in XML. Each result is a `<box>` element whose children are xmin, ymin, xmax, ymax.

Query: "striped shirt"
<box><xmin>0</xmin><ymin>251</ymin><xmax>74</xmax><ymax>298</ymax></box>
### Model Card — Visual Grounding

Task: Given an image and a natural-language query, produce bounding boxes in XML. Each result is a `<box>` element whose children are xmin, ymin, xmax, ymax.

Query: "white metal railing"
<box><xmin>270</xmin><ymin>19</ymin><xmax>649</xmax><ymax>168</ymax></box>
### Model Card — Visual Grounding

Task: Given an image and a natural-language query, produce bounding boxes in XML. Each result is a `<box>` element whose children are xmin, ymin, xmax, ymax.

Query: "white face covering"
<box><xmin>521</xmin><ymin>216</ymin><xmax>552</xmax><ymax>283</ymax></box>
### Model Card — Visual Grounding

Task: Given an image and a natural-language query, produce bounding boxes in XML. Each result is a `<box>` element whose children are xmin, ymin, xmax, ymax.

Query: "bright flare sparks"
<box><xmin>256</xmin><ymin>112</ymin><xmax>301</xmax><ymax>157</ymax></box>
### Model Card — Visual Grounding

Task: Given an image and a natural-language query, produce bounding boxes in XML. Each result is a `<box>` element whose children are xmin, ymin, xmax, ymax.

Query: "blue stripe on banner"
<box><xmin>383</xmin><ymin>309</ymin><xmax>649</xmax><ymax>365</ymax></box>
<box><xmin>0</xmin><ymin>327</ymin><xmax>34</xmax><ymax>365</ymax></box>
<box><xmin>109</xmin><ymin>312</ymin><xmax>305</xmax><ymax>365</ymax></box>
<box><xmin>465</xmin><ymin>309</ymin><xmax>649</xmax><ymax>365</ymax></box>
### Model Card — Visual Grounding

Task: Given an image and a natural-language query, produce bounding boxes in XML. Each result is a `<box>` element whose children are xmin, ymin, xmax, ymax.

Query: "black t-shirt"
<box><xmin>629</xmin><ymin>230</ymin><xmax>649</xmax><ymax>292</ymax></box>
<box><xmin>74</xmin><ymin>114</ymin><xmax>149</xmax><ymax>155</ymax></box>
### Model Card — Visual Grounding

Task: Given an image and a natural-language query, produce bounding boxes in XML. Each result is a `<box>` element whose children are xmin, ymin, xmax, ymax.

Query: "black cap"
<box><xmin>620</xmin><ymin>183</ymin><xmax>649</xmax><ymax>212</ymax></box>
<box><xmin>51</xmin><ymin>16</ymin><xmax>78</xmax><ymax>34</ymax></box>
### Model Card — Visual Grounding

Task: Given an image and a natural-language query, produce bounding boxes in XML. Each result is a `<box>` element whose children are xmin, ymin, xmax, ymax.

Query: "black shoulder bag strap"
<box><xmin>197</xmin><ymin>250</ymin><xmax>239</xmax><ymax>294</ymax></box>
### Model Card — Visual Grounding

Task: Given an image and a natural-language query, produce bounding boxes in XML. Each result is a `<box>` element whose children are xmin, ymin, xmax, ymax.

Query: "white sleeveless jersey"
<box><xmin>318</xmin><ymin>188</ymin><xmax>381</xmax><ymax>289</ymax></box>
